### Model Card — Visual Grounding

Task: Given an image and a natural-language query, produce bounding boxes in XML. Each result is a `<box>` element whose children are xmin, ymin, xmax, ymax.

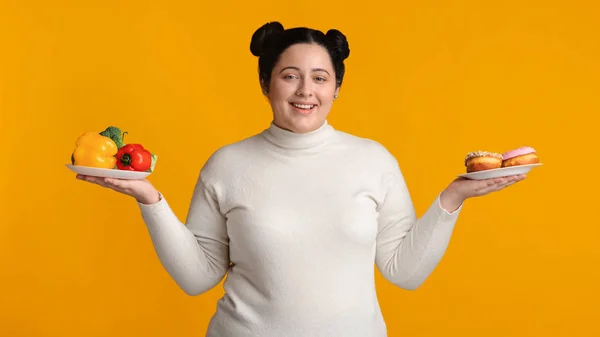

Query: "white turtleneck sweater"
<box><xmin>137</xmin><ymin>120</ymin><xmax>463</xmax><ymax>337</ymax></box>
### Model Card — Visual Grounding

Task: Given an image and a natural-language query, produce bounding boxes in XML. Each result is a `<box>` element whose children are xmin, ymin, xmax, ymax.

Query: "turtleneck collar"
<box><xmin>261</xmin><ymin>120</ymin><xmax>336</xmax><ymax>150</ymax></box>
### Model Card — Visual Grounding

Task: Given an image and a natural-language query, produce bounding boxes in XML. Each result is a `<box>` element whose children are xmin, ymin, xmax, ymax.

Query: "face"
<box><xmin>264</xmin><ymin>43</ymin><xmax>339</xmax><ymax>134</ymax></box>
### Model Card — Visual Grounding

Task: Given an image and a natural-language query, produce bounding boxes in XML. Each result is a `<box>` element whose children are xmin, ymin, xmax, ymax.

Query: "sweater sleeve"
<box><xmin>375</xmin><ymin>164</ymin><xmax>463</xmax><ymax>290</ymax></box>
<box><xmin>136</xmin><ymin>169</ymin><xmax>230</xmax><ymax>296</ymax></box>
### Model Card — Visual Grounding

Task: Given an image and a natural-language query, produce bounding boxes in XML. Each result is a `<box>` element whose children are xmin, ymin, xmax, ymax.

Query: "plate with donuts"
<box><xmin>459</xmin><ymin>146</ymin><xmax>542</xmax><ymax>180</ymax></box>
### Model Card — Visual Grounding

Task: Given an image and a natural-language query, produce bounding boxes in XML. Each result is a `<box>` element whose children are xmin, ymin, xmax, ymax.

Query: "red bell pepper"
<box><xmin>116</xmin><ymin>144</ymin><xmax>152</xmax><ymax>171</ymax></box>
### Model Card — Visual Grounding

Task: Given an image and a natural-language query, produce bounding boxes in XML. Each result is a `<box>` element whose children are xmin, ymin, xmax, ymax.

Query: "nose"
<box><xmin>295</xmin><ymin>79</ymin><xmax>313</xmax><ymax>97</ymax></box>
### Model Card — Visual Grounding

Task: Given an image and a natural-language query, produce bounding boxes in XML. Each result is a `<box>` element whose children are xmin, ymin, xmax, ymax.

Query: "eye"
<box><xmin>315</xmin><ymin>74</ymin><xmax>330</xmax><ymax>83</ymax></box>
<box><xmin>283</xmin><ymin>74</ymin><xmax>298</xmax><ymax>80</ymax></box>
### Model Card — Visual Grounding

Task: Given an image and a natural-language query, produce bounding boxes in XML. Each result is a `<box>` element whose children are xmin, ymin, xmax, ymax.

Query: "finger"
<box><xmin>468</xmin><ymin>179</ymin><xmax>499</xmax><ymax>195</ymax></box>
<box><xmin>78</xmin><ymin>175</ymin><xmax>111</xmax><ymax>188</ymax></box>
<box><xmin>480</xmin><ymin>177</ymin><xmax>522</xmax><ymax>194</ymax></box>
<box><xmin>476</xmin><ymin>178</ymin><xmax>508</xmax><ymax>194</ymax></box>
<box><xmin>501</xmin><ymin>174</ymin><xmax>527</xmax><ymax>187</ymax></box>
<box><xmin>497</xmin><ymin>180</ymin><xmax>517</xmax><ymax>189</ymax></box>
<box><xmin>77</xmin><ymin>175</ymin><xmax>100</xmax><ymax>184</ymax></box>
<box><xmin>477</xmin><ymin>184</ymin><xmax>504</xmax><ymax>195</ymax></box>
<box><xmin>472</xmin><ymin>174</ymin><xmax>527</xmax><ymax>196</ymax></box>
<box><xmin>104</xmin><ymin>177</ymin><xmax>126</xmax><ymax>188</ymax></box>
<box><xmin>103</xmin><ymin>178</ymin><xmax>131</xmax><ymax>192</ymax></box>
<box><xmin>497</xmin><ymin>178</ymin><xmax>516</xmax><ymax>187</ymax></box>
<box><xmin>76</xmin><ymin>174</ymin><xmax>95</xmax><ymax>182</ymax></box>
<box><xmin>508</xmin><ymin>174</ymin><xmax>526</xmax><ymax>181</ymax></box>
<box><xmin>484</xmin><ymin>177</ymin><xmax>506</xmax><ymax>187</ymax></box>
<box><xmin>103</xmin><ymin>178</ymin><xmax>138</xmax><ymax>196</ymax></box>
<box><xmin>476</xmin><ymin>178</ymin><xmax>503</xmax><ymax>189</ymax></box>
<box><xmin>492</xmin><ymin>177</ymin><xmax>507</xmax><ymax>184</ymax></box>
<box><xmin>498</xmin><ymin>175</ymin><xmax>526</xmax><ymax>187</ymax></box>
<box><xmin>489</xmin><ymin>174</ymin><xmax>523</xmax><ymax>186</ymax></box>
<box><xmin>505</xmin><ymin>175</ymin><xmax>523</xmax><ymax>182</ymax></box>
<box><xmin>95</xmin><ymin>177</ymin><xmax>111</xmax><ymax>188</ymax></box>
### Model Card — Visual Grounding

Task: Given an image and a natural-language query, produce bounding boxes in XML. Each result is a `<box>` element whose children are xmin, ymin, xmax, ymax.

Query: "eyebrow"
<box><xmin>279</xmin><ymin>66</ymin><xmax>330</xmax><ymax>75</ymax></box>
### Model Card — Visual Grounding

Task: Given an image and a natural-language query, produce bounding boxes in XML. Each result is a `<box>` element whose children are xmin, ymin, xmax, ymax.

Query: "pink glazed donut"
<box><xmin>501</xmin><ymin>147</ymin><xmax>539</xmax><ymax>167</ymax></box>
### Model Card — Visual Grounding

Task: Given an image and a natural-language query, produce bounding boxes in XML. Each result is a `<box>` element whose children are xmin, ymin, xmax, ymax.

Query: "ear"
<box><xmin>334</xmin><ymin>86</ymin><xmax>340</xmax><ymax>99</ymax></box>
<box><xmin>260</xmin><ymin>79</ymin><xmax>269</xmax><ymax>96</ymax></box>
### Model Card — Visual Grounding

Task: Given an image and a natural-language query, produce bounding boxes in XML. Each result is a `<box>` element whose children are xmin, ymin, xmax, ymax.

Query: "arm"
<box><xmin>375</xmin><ymin>165</ymin><xmax>463</xmax><ymax>290</ymax></box>
<box><xmin>137</xmin><ymin>170</ymin><xmax>229</xmax><ymax>296</ymax></box>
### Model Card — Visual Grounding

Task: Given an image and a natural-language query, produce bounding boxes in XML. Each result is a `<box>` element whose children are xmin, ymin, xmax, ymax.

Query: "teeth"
<box><xmin>292</xmin><ymin>103</ymin><xmax>315</xmax><ymax>109</ymax></box>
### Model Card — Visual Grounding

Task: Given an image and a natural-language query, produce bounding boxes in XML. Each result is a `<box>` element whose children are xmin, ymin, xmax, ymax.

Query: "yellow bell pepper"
<box><xmin>71</xmin><ymin>132</ymin><xmax>118</xmax><ymax>169</ymax></box>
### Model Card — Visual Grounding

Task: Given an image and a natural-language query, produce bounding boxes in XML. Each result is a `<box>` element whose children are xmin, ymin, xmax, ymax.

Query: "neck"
<box><xmin>261</xmin><ymin>120</ymin><xmax>335</xmax><ymax>150</ymax></box>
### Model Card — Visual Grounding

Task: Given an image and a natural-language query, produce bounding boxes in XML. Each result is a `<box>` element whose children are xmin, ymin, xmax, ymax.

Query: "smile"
<box><xmin>290</xmin><ymin>103</ymin><xmax>316</xmax><ymax>110</ymax></box>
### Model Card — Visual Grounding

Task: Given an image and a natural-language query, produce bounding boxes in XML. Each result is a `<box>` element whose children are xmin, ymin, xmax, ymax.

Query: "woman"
<box><xmin>77</xmin><ymin>21</ymin><xmax>525</xmax><ymax>337</ymax></box>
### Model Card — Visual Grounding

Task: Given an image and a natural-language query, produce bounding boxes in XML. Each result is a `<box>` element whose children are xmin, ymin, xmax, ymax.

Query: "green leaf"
<box><xmin>147</xmin><ymin>153</ymin><xmax>158</xmax><ymax>172</ymax></box>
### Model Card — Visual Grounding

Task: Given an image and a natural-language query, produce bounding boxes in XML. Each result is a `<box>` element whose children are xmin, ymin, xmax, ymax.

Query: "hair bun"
<box><xmin>250</xmin><ymin>21</ymin><xmax>285</xmax><ymax>57</ymax></box>
<box><xmin>325</xmin><ymin>29</ymin><xmax>350</xmax><ymax>60</ymax></box>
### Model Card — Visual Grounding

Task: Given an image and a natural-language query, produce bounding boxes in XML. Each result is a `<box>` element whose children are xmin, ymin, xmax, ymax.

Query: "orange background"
<box><xmin>1</xmin><ymin>1</ymin><xmax>599</xmax><ymax>336</ymax></box>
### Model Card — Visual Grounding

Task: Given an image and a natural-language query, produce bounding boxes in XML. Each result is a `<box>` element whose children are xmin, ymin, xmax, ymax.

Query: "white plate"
<box><xmin>458</xmin><ymin>163</ymin><xmax>542</xmax><ymax>180</ymax></box>
<box><xmin>66</xmin><ymin>164</ymin><xmax>152</xmax><ymax>180</ymax></box>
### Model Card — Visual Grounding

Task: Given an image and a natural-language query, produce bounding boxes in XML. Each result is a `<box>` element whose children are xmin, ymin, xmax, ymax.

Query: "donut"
<box><xmin>464</xmin><ymin>151</ymin><xmax>503</xmax><ymax>173</ymax></box>
<box><xmin>501</xmin><ymin>146</ymin><xmax>539</xmax><ymax>167</ymax></box>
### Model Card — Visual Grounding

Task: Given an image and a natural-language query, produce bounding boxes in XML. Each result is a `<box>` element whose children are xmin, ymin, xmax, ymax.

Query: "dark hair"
<box><xmin>250</xmin><ymin>21</ymin><xmax>350</xmax><ymax>91</ymax></box>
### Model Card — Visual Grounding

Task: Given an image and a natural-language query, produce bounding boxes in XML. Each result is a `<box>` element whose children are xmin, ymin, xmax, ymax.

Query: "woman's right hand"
<box><xmin>76</xmin><ymin>174</ymin><xmax>161</xmax><ymax>205</ymax></box>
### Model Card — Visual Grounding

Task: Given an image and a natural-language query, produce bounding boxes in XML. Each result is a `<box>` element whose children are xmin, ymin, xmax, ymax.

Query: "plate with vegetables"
<box><xmin>66</xmin><ymin>126</ymin><xmax>158</xmax><ymax>180</ymax></box>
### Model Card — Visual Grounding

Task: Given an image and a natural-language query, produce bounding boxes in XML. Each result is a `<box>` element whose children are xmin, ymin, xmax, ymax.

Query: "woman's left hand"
<box><xmin>440</xmin><ymin>174</ymin><xmax>527</xmax><ymax>212</ymax></box>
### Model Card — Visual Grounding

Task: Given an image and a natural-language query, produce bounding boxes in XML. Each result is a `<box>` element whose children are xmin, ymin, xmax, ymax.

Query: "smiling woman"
<box><xmin>76</xmin><ymin>20</ymin><xmax>527</xmax><ymax>337</ymax></box>
<box><xmin>250</xmin><ymin>22</ymin><xmax>350</xmax><ymax>133</ymax></box>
